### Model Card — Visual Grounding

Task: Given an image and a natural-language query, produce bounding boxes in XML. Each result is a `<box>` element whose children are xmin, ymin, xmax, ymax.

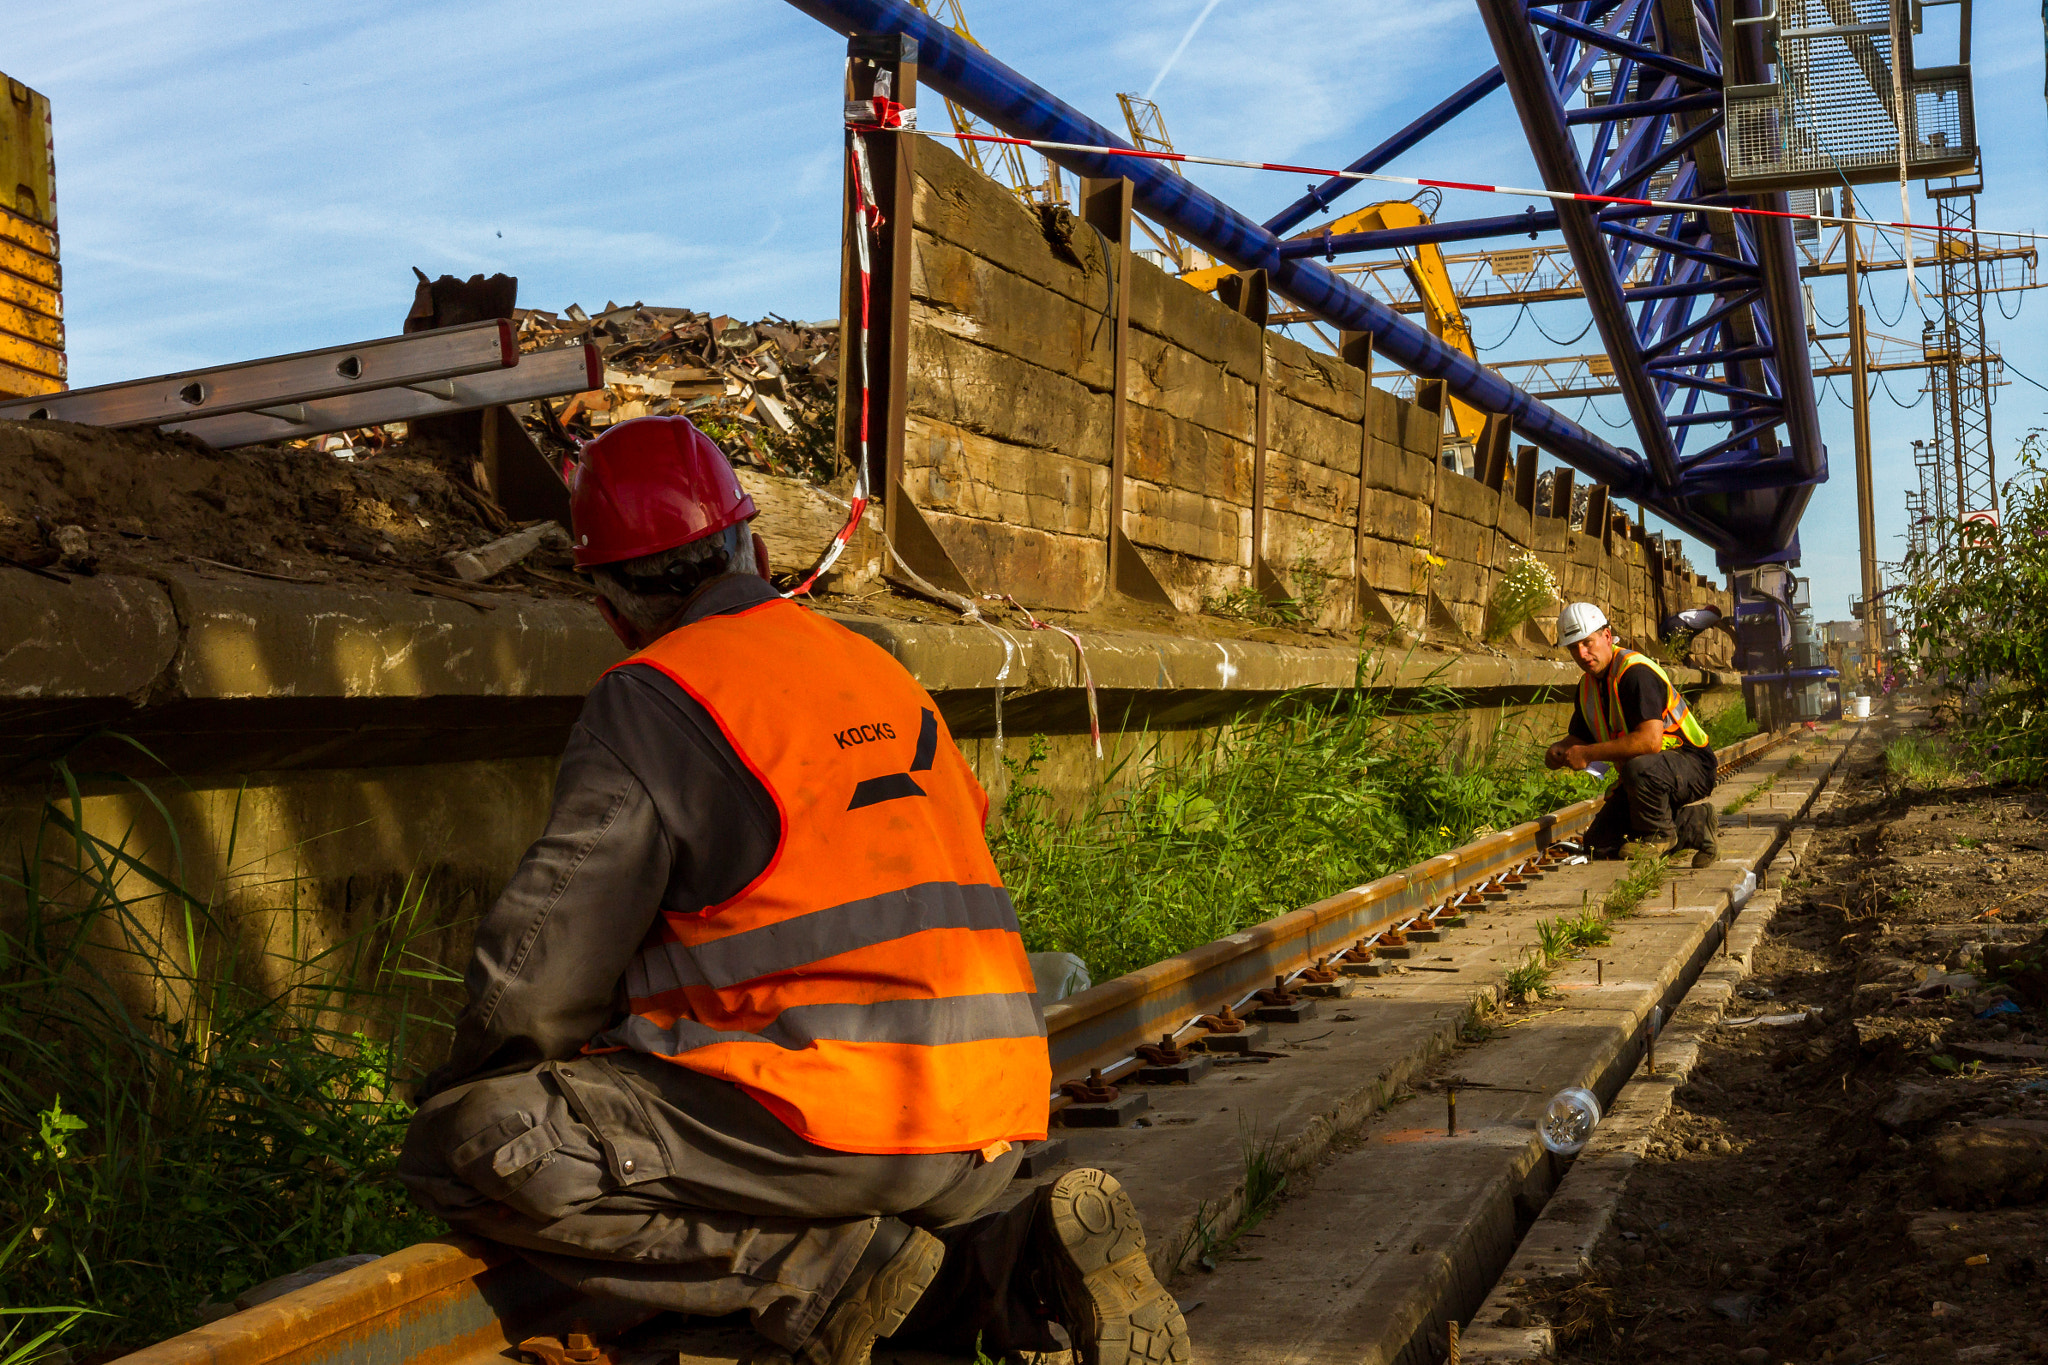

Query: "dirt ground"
<box><xmin>0</xmin><ymin>419</ymin><xmax>590</xmax><ymax>599</ymax></box>
<box><xmin>1546</xmin><ymin>715</ymin><xmax>2048</xmax><ymax>1365</ymax></box>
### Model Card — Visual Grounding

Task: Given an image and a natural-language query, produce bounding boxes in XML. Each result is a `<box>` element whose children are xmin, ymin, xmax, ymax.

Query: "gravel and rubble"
<box><xmin>512</xmin><ymin>302</ymin><xmax>840</xmax><ymax>483</ymax></box>
<box><xmin>1539</xmin><ymin>714</ymin><xmax>2048</xmax><ymax>1365</ymax></box>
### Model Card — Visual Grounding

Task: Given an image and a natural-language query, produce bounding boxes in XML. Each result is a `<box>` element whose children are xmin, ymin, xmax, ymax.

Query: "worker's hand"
<box><xmin>1560</xmin><ymin>744</ymin><xmax>1593</xmax><ymax>772</ymax></box>
<box><xmin>1543</xmin><ymin>740</ymin><xmax>1572</xmax><ymax>771</ymax></box>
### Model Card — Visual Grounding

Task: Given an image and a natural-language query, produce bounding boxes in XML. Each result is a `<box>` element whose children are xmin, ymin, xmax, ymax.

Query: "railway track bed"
<box><xmin>112</xmin><ymin>727</ymin><xmax>1854</xmax><ymax>1365</ymax></box>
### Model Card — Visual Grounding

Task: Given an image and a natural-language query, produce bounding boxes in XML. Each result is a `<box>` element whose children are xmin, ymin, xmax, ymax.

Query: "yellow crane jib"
<box><xmin>1183</xmin><ymin>201</ymin><xmax>1486</xmax><ymax>446</ymax></box>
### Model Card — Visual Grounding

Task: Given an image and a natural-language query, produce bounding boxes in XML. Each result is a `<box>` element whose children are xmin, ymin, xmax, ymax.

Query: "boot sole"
<box><xmin>1044</xmin><ymin>1169</ymin><xmax>1192</xmax><ymax>1365</ymax></box>
<box><xmin>806</xmin><ymin>1227</ymin><xmax>944</xmax><ymax>1365</ymax></box>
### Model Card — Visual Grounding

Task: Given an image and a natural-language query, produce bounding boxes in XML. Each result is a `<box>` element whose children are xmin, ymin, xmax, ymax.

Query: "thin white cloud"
<box><xmin>1143</xmin><ymin>0</ymin><xmax>1225</xmax><ymax>101</ymax></box>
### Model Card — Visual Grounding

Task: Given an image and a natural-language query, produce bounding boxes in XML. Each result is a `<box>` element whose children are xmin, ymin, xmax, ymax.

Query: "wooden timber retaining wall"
<box><xmin>882</xmin><ymin>140</ymin><xmax>1732</xmax><ymax>660</ymax></box>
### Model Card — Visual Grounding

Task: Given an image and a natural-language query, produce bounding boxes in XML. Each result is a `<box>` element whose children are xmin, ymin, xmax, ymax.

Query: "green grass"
<box><xmin>1885</xmin><ymin>734</ymin><xmax>1957</xmax><ymax>792</ymax></box>
<box><xmin>995</xmin><ymin>673</ymin><xmax>1605</xmax><ymax>981</ymax></box>
<box><xmin>0</xmin><ymin>758</ymin><xmax>460</xmax><ymax>1360</ymax></box>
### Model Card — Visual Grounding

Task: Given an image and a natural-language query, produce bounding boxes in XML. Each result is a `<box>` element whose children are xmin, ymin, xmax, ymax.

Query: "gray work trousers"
<box><xmin>1585</xmin><ymin>747</ymin><xmax>1717</xmax><ymax>852</ymax></box>
<box><xmin>397</xmin><ymin>1053</ymin><xmax>1022</xmax><ymax>1350</ymax></box>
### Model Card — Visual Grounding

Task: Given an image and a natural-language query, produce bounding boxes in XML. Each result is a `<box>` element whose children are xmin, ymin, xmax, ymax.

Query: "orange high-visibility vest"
<box><xmin>1577</xmin><ymin>650</ymin><xmax>1711</xmax><ymax>751</ymax></box>
<box><xmin>591</xmin><ymin>597</ymin><xmax>1050</xmax><ymax>1155</ymax></box>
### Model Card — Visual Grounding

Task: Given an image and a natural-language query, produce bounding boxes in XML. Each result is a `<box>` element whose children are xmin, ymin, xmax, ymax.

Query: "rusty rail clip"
<box><xmin>1252</xmin><ymin>975</ymin><xmax>1299</xmax><ymax>1008</ymax></box>
<box><xmin>1135</xmin><ymin>1033</ymin><xmax>1190</xmax><ymax>1065</ymax></box>
<box><xmin>520</xmin><ymin>1326</ymin><xmax>615</xmax><ymax>1365</ymax></box>
<box><xmin>1196</xmin><ymin>1002</ymin><xmax>1248</xmax><ymax>1034</ymax></box>
<box><xmin>1300</xmin><ymin>957</ymin><xmax>1339</xmax><ymax>984</ymax></box>
<box><xmin>1058</xmin><ymin>1067</ymin><xmax>1119</xmax><ymax>1104</ymax></box>
<box><xmin>1339</xmin><ymin>942</ymin><xmax>1376</xmax><ymax>963</ymax></box>
<box><xmin>1380</xmin><ymin>928</ymin><xmax>1409</xmax><ymax>946</ymax></box>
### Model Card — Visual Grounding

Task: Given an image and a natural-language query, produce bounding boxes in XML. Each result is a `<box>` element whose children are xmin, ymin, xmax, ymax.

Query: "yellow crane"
<box><xmin>1185</xmin><ymin>199</ymin><xmax>1486</xmax><ymax>447</ymax></box>
<box><xmin>907</xmin><ymin>0</ymin><xmax>1067</xmax><ymax>206</ymax></box>
<box><xmin>1115</xmin><ymin>93</ymin><xmax>1209</xmax><ymax>273</ymax></box>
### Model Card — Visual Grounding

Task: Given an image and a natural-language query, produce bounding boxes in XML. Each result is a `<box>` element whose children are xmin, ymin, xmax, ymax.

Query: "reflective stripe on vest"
<box><xmin>1576</xmin><ymin>650</ymin><xmax>1712</xmax><ymax>751</ymax></box>
<box><xmin>591</xmin><ymin>597</ymin><xmax>1050</xmax><ymax>1155</ymax></box>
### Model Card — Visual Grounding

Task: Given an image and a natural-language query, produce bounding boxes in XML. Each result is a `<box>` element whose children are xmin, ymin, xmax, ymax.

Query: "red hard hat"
<box><xmin>569</xmin><ymin>416</ymin><xmax>757</xmax><ymax>569</ymax></box>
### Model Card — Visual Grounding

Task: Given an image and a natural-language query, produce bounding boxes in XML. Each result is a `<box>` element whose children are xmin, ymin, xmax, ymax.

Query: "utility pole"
<box><xmin>1845</xmin><ymin>209</ymin><xmax>1882</xmax><ymax>678</ymax></box>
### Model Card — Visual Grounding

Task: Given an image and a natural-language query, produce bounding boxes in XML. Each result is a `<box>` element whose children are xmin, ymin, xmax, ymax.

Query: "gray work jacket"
<box><xmin>421</xmin><ymin>574</ymin><xmax>785</xmax><ymax>1099</ymax></box>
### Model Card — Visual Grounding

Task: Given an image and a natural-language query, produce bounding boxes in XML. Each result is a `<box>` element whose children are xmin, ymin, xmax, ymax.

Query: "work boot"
<box><xmin>800</xmin><ymin>1219</ymin><xmax>944</xmax><ymax>1365</ymax></box>
<box><xmin>1035</xmin><ymin>1168</ymin><xmax>1191</xmax><ymax>1365</ymax></box>
<box><xmin>1619</xmin><ymin>833</ymin><xmax>1678</xmax><ymax>861</ymax></box>
<box><xmin>1678</xmin><ymin>801</ymin><xmax>1720</xmax><ymax>869</ymax></box>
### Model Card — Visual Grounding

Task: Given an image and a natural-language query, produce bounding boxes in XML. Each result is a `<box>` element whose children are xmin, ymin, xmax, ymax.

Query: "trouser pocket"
<box><xmin>447</xmin><ymin>1109</ymin><xmax>574</xmax><ymax>1216</ymax></box>
<box><xmin>548</xmin><ymin>1057</ymin><xmax>676</xmax><ymax>1188</ymax></box>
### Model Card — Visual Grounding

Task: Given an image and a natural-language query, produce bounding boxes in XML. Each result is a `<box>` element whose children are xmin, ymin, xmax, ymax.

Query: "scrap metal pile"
<box><xmin>512</xmin><ymin>304</ymin><xmax>840</xmax><ymax>480</ymax></box>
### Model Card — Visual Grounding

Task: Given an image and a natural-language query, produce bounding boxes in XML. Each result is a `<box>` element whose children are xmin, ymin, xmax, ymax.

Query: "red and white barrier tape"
<box><xmin>786</xmin><ymin>86</ymin><xmax>897</xmax><ymax>598</ymax></box>
<box><xmin>883</xmin><ymin>126</ymin><xmax>2044</xmax><ymax>246</ymax></box>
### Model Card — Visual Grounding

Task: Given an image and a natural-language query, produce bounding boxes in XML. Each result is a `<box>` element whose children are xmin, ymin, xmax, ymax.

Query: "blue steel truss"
<box><xmin>784</xmin><ymin>0</ymin><xmax>1825</xmax><ymax>566</ymax></box>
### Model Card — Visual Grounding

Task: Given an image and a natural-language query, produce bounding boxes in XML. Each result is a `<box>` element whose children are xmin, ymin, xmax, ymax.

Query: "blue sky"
<box><xmin>4</xmin><ymin>1</ymin><xmax>2044</xmax><ymax>623</ymax></box>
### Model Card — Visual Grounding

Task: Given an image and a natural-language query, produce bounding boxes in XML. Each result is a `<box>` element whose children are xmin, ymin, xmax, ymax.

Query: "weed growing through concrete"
<box><xmin>1181</xmin><ymin>1118</ymin><xmax>1291</xmax><ymax>1272</ymax></box>
<box><xmin>1601</xmin><ymin>849</ymin><xmax>1674</xmax><ymax>918</ymax></box>
<box><xmin>1504</xmin><ymin>953</ymin><xmax>1555</xmax><ymax>1004</ymax></box>
<box><xmin>1722</xmin><ymin>775</ymin><xmax>1776</xmax><ymax>816</ymax></box>
<box><xmin>0</xmin><ymin>758</ymin><xmax>459</xmax><ymax>1358</ymax></box>
<box><xmin>994</xmin><ymin>672</ymin><xmax>1604</xmax><ymax>981</ymax></box>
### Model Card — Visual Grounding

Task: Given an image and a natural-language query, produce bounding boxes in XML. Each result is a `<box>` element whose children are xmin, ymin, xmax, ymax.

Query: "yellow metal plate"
<box><xmin>0</xmin><ymin>234</ymin><xmax>58</xmax><ymax>288</ymax></box>
<box><xmin>0</xmin><ymin>76</ymin><xmax>56</xmax><ymax>230</ymax></box>
<box><xmin>0</xmin><ymin>353</ymin><xmax>63</xmax><ymax>398</ymax></box>
<box><xmin>0</xmin><ymin>299</ymin><xmax>64</xmax><ymax>350</ymax></box>
<box><xmin>0</xmin><ymin>272</ymin><xmax>61</xmax><ymax>333</ymax></box>
<box><xmin>0</xmin><ymin>323</ymin><xmax>62</xmax><ymax>376</ymax></box>
<box><xmin>0</xmin><ymin>206</ymin><xmax>57</xmax><ymax>257</ymax></box>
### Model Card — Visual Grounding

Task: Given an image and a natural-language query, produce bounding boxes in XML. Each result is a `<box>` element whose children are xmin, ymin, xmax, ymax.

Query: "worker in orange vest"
<box><xmin>400</xmin><ymin>417</ymin><xmax>1189</xmax><ymax>1365</ymax></box>
<box><xmin>1545</xmin><ymin>602</ymin><xmax>1720</xmax><ymax>866</ymax></box>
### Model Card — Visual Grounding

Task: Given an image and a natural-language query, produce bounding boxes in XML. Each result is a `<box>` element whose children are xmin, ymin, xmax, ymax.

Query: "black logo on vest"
<box><xmin>848</xmin><ymin>708</ymin><xmax>938</xmax><ymax>810</ymax></box>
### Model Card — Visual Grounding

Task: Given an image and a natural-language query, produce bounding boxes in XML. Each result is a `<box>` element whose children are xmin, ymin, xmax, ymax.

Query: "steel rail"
<box><xmin>107</xmin><ymin>730</ymin><xmax>1793</xmax><ymax>1365</ymax></box>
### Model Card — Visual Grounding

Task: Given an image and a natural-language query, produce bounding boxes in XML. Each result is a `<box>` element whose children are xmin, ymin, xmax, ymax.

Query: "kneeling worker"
<box><xmin>400</xmin><ymin>416</ymin><xmax>1190</xmax><ymax>1365</ymax></box>
<box><xmin>1544</xmin><ymin>602</ymin><xmax>1719</xmax><ymax>867</ymax></box>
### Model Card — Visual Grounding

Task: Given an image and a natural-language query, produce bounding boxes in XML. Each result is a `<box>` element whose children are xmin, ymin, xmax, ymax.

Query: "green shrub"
<box><xmin>1902</xmin><ymin>428</ymin><xmax>2048</xmax><ymax>779</ymax></box>
<box><xmin>0</xmin><ymin>759</ymin><xmax>458</xmax><ymax>1358</ymax></box>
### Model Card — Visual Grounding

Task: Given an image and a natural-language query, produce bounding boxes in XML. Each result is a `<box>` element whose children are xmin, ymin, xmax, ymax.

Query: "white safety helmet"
<box><xmin>1556</xmin><ymin>602</ymin><xmax>1610</xmax><ymax>648</ymax></box>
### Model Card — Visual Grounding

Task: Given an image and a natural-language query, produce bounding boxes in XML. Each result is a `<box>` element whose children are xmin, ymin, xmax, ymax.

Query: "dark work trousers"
<box><xmin>1584</xmin><ymin>746</ymin><xmax>1717</xmax><ymax>853</ymax></box>
<box><xmin>398</xmin><ymin>1052</ymin><xmax>1023</xmax><ymax>1351</ymax></box>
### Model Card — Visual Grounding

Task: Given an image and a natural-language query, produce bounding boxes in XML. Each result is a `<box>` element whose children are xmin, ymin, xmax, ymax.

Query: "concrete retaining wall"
<box><xmin>2</xmin><ymin>569</ymin><xmax>1735</xmax><ymax>1003</ymax></box>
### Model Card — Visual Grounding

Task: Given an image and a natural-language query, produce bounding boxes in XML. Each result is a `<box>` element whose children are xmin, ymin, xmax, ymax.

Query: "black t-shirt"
<box><xmin>1570</xmin><ymin>663</ymin><xmax>1680</xmax><ymax>745</ymax></box>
